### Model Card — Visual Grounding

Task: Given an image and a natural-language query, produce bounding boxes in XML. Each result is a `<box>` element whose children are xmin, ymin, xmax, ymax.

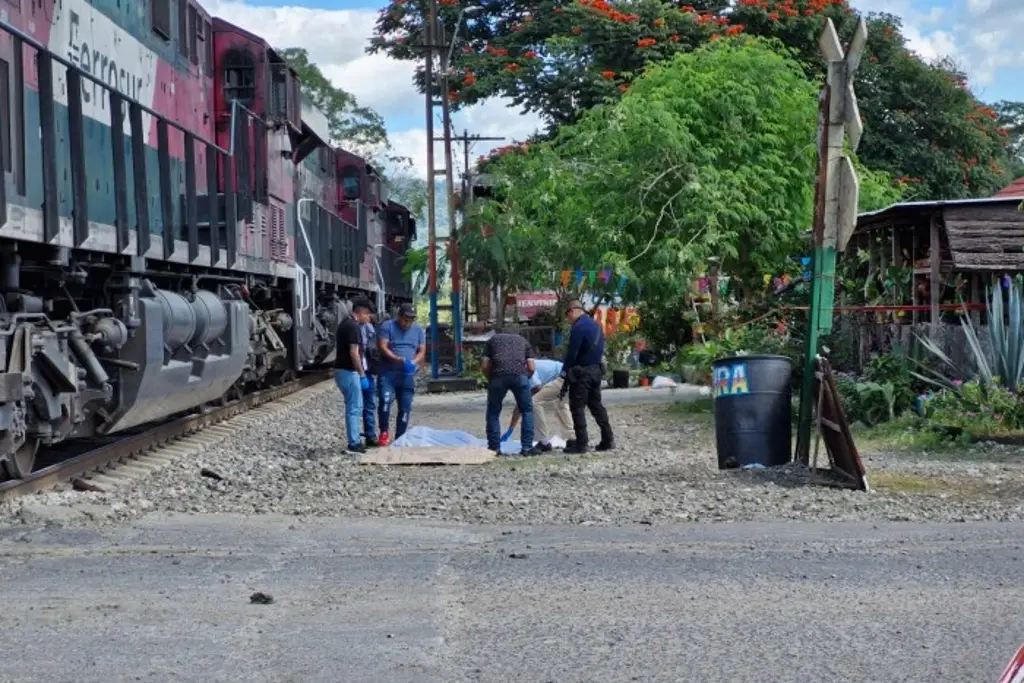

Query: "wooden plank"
<box><xmin>943</xmin><ymin>205</ymin><xmax>1024</xmax><ymax>224</ymax></box>
<box><xmin>951</xmin><ymin>252</ymin><xmax>1024</xmax><ymax>269</ymax></box>
<box><xmin>944</xmin><ymin>235</ymin><xmax>1024</xmax><ymax>252</ymax></box>
<box><xmin>945</xmin><ymin>222</ymin><xmax>1024</xmax><ymax>236</ymax></box>
<box><xmin>359</xmin><ymin>446</ymin><xmax>497</xmax><ymax>466</ymax></box>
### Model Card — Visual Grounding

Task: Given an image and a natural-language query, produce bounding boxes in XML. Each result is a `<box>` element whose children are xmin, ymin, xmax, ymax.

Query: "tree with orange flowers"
<box><xmin>370</xmin><ymin>0</ymin><xmax>1015</xmax><ymax>199</ymax></box>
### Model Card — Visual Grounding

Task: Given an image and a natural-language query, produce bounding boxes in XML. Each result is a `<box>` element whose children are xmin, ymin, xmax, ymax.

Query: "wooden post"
<box><xmin>929</xmin><ymin>214</ymin><xmax>940</xmax><ymax>333</ymax></box>
<box><xmin>911</xmin><ymin>227</ymin><xmax>919</xmax><ymax>327</ymax></box>
<box><xmin>970</xmin><ymin>273</ymin><xmax>982</xmax><ymax>327</ymax></box>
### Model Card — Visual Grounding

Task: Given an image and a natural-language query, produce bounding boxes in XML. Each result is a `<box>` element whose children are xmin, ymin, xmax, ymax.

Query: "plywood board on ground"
<box><xmin>359</xmin><ymin>446</ymin><xmax>497</xmax><ymax>466</ymax></box>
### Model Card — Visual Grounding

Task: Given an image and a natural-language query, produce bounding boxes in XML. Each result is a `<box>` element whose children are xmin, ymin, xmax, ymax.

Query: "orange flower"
<box><xmin>619</xmin><ymin>83</ymin><xmax>629</xmax><ymax>93</ymax></box>
<box><xmin>681</xmin><ymin>4</ymin><xmax>695</xmax><ymax>11</ymax></box>
<box><xmin>572</xmin><ymin>26</ymin><xmax>582</xmax><ymax>34</ymax></box>
<box><xmin>637</xmin><ymin>37</ymin><xmax>656</xmax><ymax>47</ymax></box>
<box><xmin>724</xmin><ymin>24</ymin><xmax>744</xmax><ymax>35</ymax></box>
<box><xmin>601</xmin><ymin>70</ymin><xmax>615</xmax><ymax>79</ymax></box>
<box><xmin>709</xmin><ymin>33</ymin><xmax>721</xmax><ymax>40</ymax></box>
<box><xmin>653</xmin><ymin>18</ymin><xmax>665</xmax><ymax>27</ymax></box>
<box><xmin>505</xmin><ymin>62</ymin><xmax>520</xmax><ymax>72</ymax></box>
<box><xmin>767</xmin><ymin>11</ymin><xmax>779</xmax><ymax>20</ymax></box>
<box><xmin>463</xmin><ymin>73</ymin><xmax>477</xmax><ymax>86</ymax></box>
<box><xmin>669</xmin><ymin>34</ymin><xmax>680</xmax><ymax>41</ymax></box>
<box><xmin>524</xmin><ymin>50</ymin><xmax>538</xmax><ymax>58</ymax></box>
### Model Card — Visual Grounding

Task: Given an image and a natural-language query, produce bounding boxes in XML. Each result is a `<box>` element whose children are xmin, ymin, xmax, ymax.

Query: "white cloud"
<box><xmin>851</xmin><ymin>0</ymin><xmax>1024</xmax><ymax>97</ymax></box>
<box><xmin>203</xmin><ymin>0</ymin><xmax>541</xmax><ymax>179</ymax></box>
<box><xmin>206</xmin><ymin>0</ymin><xmax>1022</xmax><ymax>181</ymax></box>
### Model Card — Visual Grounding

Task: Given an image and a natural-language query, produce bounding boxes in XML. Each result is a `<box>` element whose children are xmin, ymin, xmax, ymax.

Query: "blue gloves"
<box><xmin>403</xmin><ymin>359</ymin><xmax>418</xmax><ymax>374</ymax></box>
<box><xmin>500</xmin><ymin>427</ymin><xmax>514</xmax><ymax>443</ymax></box>
<box><xmin>360</xmin><ymin>376</ymin><xmax>371</xmax><ymax>391</ymax></box>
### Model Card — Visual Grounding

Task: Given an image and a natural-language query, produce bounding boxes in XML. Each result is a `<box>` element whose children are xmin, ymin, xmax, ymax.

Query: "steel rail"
<box><xmin>0</xmin><ymin>371</ymin><xmax>330</xmax><ymax>502</ymax></box>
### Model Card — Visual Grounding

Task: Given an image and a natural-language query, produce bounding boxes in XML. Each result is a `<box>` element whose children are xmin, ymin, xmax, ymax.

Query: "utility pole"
<box><xmin>423</xmin><ymin>0</ymin><xmax>441</xmax><ymax>379</ymax></box>
<box><xmin>795</xmin><ymin>17</ymin><xmax>867</xmax><ymax>465</ymax></box>
<box><xmin>436</xmin><ymin>24</ymin><xmax>461</xmax><ymax>380</ymax></box>
<box><xmin>434</xmin><ymin>130</ymin><xmax>505</xmax><ymax>374</ymax></box>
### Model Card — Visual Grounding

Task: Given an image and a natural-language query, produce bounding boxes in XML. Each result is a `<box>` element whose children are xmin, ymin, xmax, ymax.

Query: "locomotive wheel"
<box><xmin>2</xmin><ymin>439</ymin><xmax>40</xmax><ymax>479</ymax></box>
<box><xmin>217</xmin><ymin>381</ymin><xmax>245</xmax><ymax>406</ymax></box>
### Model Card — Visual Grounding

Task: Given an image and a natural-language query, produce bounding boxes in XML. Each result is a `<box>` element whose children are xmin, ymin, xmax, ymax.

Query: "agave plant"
<box><xmin>915</xmin><ymin>279</ymin><xmax>1024</xmax><ymax>392</ymax></box>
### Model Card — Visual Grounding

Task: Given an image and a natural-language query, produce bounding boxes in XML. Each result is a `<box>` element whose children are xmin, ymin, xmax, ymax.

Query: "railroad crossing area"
<box><xmin>0</xmin><ymin>379</ymin><xmax>1022</xmax><ymax>682</ymax></box>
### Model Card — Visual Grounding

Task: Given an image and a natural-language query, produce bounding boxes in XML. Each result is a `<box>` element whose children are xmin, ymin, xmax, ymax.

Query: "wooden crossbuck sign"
<box><xmin>819</xmin><ymin>17</ymin><xmax>868</xmax><ymax>253</ymax></box>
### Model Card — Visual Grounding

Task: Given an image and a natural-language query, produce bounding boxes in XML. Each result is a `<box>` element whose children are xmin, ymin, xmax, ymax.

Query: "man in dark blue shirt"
<box><xmin>561</xmin><ymin>300</ymin><xmax>614</xmax><ymax>454</ymax></box>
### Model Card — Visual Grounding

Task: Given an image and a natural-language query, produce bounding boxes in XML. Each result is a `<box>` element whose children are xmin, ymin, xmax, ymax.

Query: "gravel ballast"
<box><xmin>4</xmin><ymin>383</ymin><xmax>1024</xmax><ymax>526</ymax></box>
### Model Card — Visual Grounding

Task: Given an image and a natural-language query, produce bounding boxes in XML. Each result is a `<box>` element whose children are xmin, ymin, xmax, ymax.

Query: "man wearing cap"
<box><xmin>377</xmin><ymin>303</ymin><xmax>426</xmax><ymax>444</ymax></box>
<box><xmin>561</xmin><ymin>300</ymin><xmax>614</xmax><ymax>454</ymax></box>
<box><xmin>335</xmin><ymin>297</ymin><xmax>374</xmax><ymax>455</ymax></box>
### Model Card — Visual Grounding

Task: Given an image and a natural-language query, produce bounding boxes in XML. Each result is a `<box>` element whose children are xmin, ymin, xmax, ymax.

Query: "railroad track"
<box><xmin>0</xmin><ymin>371</ymin><xmax>332</xmax><ymax>502</ymax></box>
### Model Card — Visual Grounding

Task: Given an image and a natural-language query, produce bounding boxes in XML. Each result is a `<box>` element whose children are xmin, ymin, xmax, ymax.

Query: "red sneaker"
<box><xmin>378</xmin><ymin>431</ymin><xmax>390</xmax><ymax>447</ymax></box>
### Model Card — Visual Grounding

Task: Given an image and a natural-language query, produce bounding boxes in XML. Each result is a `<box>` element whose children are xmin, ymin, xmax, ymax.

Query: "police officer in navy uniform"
<box><xmin>560</xmin><ymin>300</ymin><xmax>614</xmax><ymax>454</ymax></box>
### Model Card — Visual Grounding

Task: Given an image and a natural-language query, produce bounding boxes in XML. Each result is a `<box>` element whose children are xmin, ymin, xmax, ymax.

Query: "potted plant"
<box><xmin>605</xmin><ymin>330</ymin><xmax>635</xmax><ymax>388</ymax></box>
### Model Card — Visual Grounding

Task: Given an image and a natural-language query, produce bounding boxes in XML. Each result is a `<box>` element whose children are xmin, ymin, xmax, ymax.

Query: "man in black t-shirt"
<box><xmin>481</xmin><ymin>332</ymin><xmax>539</xmax><ymax>456</ymax></box>
<box><xmin>335</xmin><ymin>297</ymin><xmax>373</xmax><ymax>453</ymax></box>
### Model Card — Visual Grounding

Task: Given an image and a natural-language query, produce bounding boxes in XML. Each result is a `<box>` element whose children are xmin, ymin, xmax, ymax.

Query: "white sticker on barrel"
<box><xmin>713</xmin><ymin>362</ymin><xmax>749</xmax><ymax>398</ymax></box>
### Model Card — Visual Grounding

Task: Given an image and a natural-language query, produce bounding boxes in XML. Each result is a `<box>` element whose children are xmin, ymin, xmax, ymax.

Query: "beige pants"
<box><xmin>533</xmin><ymin>381</ymin><xmax>573</xmax><ymax>443</ymax></box>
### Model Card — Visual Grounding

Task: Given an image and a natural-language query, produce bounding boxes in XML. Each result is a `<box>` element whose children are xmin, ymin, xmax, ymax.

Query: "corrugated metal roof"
<box><xmin>858</xmin><ymin>195</ymin><xmax>1022</xmax><ymax>222</ymax></box>
<box><xmin>994</xmin><ymin>177</ymin><xmax>1024</xmax><ymax>198</ymax></box>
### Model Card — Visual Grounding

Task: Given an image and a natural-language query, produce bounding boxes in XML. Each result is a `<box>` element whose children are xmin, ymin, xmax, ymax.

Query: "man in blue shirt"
<box><xmin>503</xmin><ymin>358</ymin><xmax>571</xmax><ymax>452</ymax></box>
<box><xmin>561</xmin><ymin>300</ymin><xmax>614</xmax><ymax>454</ymax></box>
<box><xmin>377</xmin><ymin>302</ymin><xmax>426</xmax><ymax>444</ymax></box>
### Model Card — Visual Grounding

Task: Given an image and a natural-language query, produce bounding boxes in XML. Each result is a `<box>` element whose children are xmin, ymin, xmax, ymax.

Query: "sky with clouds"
<box><xmin>204</xmin><ymin>0</ymin><xmax>1024</xmax><ymax>179</ymax></box>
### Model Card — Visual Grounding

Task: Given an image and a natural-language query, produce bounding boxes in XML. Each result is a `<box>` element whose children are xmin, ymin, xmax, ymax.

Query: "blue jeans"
<box><xmin>486</xmin><ymin>374</ymin><xmax>533</xmax><ymax>452</ymax></box>
<box><xmin>334</xmin><ymin>369</ymin><xmax>363</xmax><ymax>448</ymax></box>
<box><xmin>378</xmin><ymin>370</ymin><xmax>415</xmax><ymax>439</ymax></box>
<box><xmin>362</xmin><ymin>374</ymin><xmax>378</xmax><ymax>440</ymax></box>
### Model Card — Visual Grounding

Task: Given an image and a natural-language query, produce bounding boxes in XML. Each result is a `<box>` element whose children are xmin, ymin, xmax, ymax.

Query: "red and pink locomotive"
<box><xmin>0</xmin><ymin>0</ymin><xmax>414</xmax><ymax>477</ymax></box>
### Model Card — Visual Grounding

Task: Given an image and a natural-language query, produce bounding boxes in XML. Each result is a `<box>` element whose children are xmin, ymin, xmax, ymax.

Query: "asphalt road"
<box><xmin>0</xmin><ymin>515</ymin><xmax>1020</xmax><ymax>683</ymax></box>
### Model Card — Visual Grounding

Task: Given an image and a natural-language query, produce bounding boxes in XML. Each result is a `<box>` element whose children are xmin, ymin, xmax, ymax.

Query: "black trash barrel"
<box><xmin>711</xmin><ymin>355</ymin><xmax>792</xmax><ymax>469</ymax></box>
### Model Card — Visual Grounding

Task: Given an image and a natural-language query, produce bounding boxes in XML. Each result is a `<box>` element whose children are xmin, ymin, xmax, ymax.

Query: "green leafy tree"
<box><xmin>852</xmin><ymin>15</ymin><xmax>1011</xmax><ymax>200</ymax></box>
<box><xmin>472</xmin><ymin>38</ymin><xmax>818</xmax><ymax>309</ymax></box>
<box><xmin>279</xmin><ymin>47</ymin><xmax>389</xmax><ymax>150</ymax></box>
<box><xmin>370</xmin><ymin>0</ymin><xmax>1014</xmax><ymax>199</ymax></box>
<box><xmin>994</xmin><ymin>101</ymin><xmax>1024</xmax><ymax>179</ymax></box>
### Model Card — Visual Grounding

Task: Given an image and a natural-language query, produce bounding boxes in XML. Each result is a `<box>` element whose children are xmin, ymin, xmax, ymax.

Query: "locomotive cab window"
<box><xmin>341</xmin><ymin>166</ymin><xmax>360</xmax><ymax>201</ymax></box>
<box><xmin>177</xmin><ymin>0</ymin><xmax>188</xmax><ymax>58</ymax></box>
<box><xmin>222</xmin><ymin>51</ymin><xmax>256</xmax><ymax>104</ymax></box>
<box><xmin>152</xmin><ymin>0</ymin><xmax>172</xmax><ymax>39</ymax></box>
<box><xmin>188</xmin><ymin>4</ymin><xmax>199</xmax><ymax>66</ymax></box>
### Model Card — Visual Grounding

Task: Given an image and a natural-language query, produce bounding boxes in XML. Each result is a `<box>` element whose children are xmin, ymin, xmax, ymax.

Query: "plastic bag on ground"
<box><xmin>391</xmin><ymin>425</ymin><xmax>565</xmax><ymax>455</ymax></box>
<box><xmin>651</xmin><ymin>375</ymin><xmax>678</xmax><ymax>388</ymax></box>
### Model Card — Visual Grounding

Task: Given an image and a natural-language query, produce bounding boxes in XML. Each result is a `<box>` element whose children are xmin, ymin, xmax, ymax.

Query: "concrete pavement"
<box><xmin>0</xmin><ymin>515</ymin><xmax>1020</xmax><ymax>683</ymax></box>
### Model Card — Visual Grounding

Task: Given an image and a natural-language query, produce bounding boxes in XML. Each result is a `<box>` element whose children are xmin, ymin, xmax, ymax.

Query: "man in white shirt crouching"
<box><xmin>502</xmin><ymin>358</ymin><xmax>571</xmax><ymax>452</ymax></box>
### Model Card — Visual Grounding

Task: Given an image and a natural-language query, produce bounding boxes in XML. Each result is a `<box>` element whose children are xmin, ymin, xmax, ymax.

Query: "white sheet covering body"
<box><xmin>391</xmin><ymin>425</ymin><xmax>566</xmax><ymax>455</ymax></box>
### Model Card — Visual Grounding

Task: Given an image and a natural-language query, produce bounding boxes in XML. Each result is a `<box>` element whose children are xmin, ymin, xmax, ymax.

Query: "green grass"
<box><xmin>669</xmin><ymin>397</ymin><xmax>714</xmax><ymax>415</ymax></box>
<box><xmin>852</xmin><ymin>416</ymin><xmax>962</xmax><ymax>453</ymax></box>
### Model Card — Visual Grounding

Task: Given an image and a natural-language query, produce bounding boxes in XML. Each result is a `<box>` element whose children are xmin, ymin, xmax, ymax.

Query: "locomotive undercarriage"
<box><xmin>0</xmin><ymin>240</ymin><xmax>357</xmax><ymax>479</ymax></box>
